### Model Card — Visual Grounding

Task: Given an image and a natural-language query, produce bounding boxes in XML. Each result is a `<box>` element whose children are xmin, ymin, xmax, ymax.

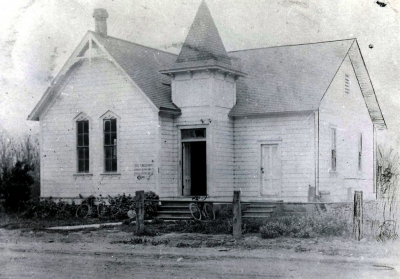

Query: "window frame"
<box><xmin>103</xmin><ymin>118</ymin><xmax>118</xmax><ymax>173</ymax></box>
<box><xmin>76</xmin><ymin>120</ymin><xmax>90</xmax><ymax>173</ymax></box>
<box><xmin>73</xmin><ymin>113</ymin><xmax>91</xmax><ymax>175</ymax></box>
<box><xmin>99</xmin><ymin>110</ymin><xmax>121</xmax><ymax>175</ymax></box>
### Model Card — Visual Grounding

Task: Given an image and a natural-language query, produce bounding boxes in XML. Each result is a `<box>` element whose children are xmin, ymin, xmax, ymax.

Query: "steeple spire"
<box><xmin>176</xmin><ymin>0</ymin><xmax>231</xmax><ymax>65</ymax></box>
<box><xmin>160</xmin><ymin>0</ymin><xmax>246</xmax><ymax>77</ymax></box>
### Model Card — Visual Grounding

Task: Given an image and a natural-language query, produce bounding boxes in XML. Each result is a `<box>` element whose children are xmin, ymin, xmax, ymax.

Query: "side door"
<box><xmin>261</xmin><ymin>144</ymin><xmax>281</xmax><ymax>196</ymax></box>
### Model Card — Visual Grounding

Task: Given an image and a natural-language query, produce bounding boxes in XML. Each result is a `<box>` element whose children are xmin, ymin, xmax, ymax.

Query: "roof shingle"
<box><xmin>92</xmin><ymin>32</ymin><xmax>179</xmax><ymax>111</ymax></box>
<box><xmin>175</xmin><ymin>0</ymin><xmax>231</xmax><ymax>66</ymax></box>
<box><xmin>228</xmin><ymin>40</ymin><xmax>355</xmax><ymax>116</ymax></box>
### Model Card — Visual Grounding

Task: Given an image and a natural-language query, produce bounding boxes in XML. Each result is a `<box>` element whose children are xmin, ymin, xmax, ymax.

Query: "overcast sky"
<box><xmin>0</xmin><ymin>0</ymin><xmax>399</xmax><ymax>148</ymax></box>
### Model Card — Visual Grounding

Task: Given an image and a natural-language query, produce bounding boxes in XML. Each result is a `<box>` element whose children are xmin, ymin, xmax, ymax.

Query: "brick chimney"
<box><xmin>93</xmin><ymin>8</ymin><xmax>109</xmax><ymax>36</ymax></box>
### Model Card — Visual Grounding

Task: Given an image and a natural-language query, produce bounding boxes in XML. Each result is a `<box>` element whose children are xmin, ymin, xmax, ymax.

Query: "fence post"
<box><xmin>233</xmin><ymin>191</ymin><xmax>242</xmax><ymax>239</ymax></box>
<box><xmin>135</xmin><ymin>190</ymin><xmax>145</xmax><ymax>236</ymax></box>
<box><xmin>353</xmin><ymin>191</ymin><xmax>363</xmax><ymax>241</ymax></box>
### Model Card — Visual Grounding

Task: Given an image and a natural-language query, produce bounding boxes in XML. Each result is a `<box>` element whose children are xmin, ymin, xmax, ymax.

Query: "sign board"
<box><xmin>134</xmin><ymin>163</ymin><xmax>154</xmax><ymax>180</ymax></box>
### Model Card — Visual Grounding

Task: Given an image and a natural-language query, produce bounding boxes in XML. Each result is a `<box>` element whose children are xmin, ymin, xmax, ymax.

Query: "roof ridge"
<box><xmin>228</xmin><ymin>38</ymin><xmax>356</xmax><ymax>53</ymax></box>
<box><xmin>89</xmin><ymin>31</ymin><xmax>178</xmax><ymax>56</ymax></box>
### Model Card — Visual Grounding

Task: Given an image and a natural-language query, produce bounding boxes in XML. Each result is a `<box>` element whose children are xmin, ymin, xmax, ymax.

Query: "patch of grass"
<box><xmin>119</xmin><ymin>218</ymin><xmax>233</xmax><ymax>235</ymax></box>
<box><xmin>0</xmin><ymin>212</ymin><xmax>110</xmax><ymax>231</ymax></box>
<box><xmin>259</xmin><ymin>214</ymin><xmax>351</xmax><ymax>239</ymax></box>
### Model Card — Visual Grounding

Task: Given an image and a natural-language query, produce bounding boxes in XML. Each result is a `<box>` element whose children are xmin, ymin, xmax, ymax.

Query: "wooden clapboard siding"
<box><xmin>233</xmin><ymin>113</ymin><xmax>315</xmax><ymax>202</ymax></box>
<box><xmin>212</xmin><ymin>106</ymin><xmax>234</xmax><ymax>196</ymax></box>
<box><xmin>319</xmin><ymin>55</ymin><xmax>374</xmax><ymax>201</ymax></box>
<box><xmin>159</xmin><ymin>114</ymin><xmax>178</xmax><ymax>197</ymax></box>
<box><xmin>170</xmin><ymin>70</ymin><xmax>235</xmax><ymax>198</ymax></box>
<box><xmin>40</xmin><ymin>58</ymin><xmax>159</xmax><ymax>198</ymax></box>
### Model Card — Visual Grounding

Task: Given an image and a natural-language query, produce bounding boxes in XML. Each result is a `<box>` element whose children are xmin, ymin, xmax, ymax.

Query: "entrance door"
<box><xmin>182</xmin><ymin>143</ymin><xmax>191</xmax><ymax>196</ymax></box>
<box><xmin>261</xmin><ymin>144</ymin><xmax>281</xmax><ymax>196</ymax></box>
<box><xmin>182</xmin><ymin>141</ymin><xmax>207</xmax><ymax>196</ymax></box>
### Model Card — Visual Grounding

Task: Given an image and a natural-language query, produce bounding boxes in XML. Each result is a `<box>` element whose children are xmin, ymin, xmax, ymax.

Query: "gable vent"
<box><xmin>345</xmin><ymin>73</ymin><xmax>350</xmax><ymax>94</ymax></box>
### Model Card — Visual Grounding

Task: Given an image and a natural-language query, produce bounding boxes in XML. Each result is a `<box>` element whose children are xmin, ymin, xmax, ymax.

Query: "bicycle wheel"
<box><xmin>203</xmin><ymin>203</ymin><xmax>215</xmax><ymax>220</ymax></box>
<box><xmin>97</xmin><ymin>203</ymin><xmax>106</xmax><ymax>218</ymax></box>
<box><xmin>189</xmin><ymin>203</ymin><xmax>202</xmax><ymax>220</ymax></box>
<box><xmin>76</xmin><ymin>204</ymin><xmax>90</xmax><ymax>218</ymax></box>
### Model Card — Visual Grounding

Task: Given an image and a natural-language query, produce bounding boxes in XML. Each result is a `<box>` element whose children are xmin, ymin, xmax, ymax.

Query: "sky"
<box><xmin>0</xmin><ymin>0</ymin><xmax>399</xmax><ymax>149</ymax></box>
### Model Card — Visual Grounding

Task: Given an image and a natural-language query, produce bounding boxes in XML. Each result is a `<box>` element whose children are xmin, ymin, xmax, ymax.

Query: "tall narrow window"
<box><xmin>77</xmin><ymin>120</ymin><xmax>89</xmax><ymax>173</ymax></box>
<box><xmin>345</xmin><ymin>74</ymin><xmax>350</xmax><ymax>94</ymax></box>
<box><xmin>358</xmin><ymin>133</ymin><xmax>363</xmax><ymax>171</ymax></box>
<box><xmin>104</xmin><ymin>118</ymin><xmax>117</xmax><ymax>172</ymax></box>
<box><xmin>331</xmin><ymin>128</ymin><xmax>337</xmax><ymax>171</ymax></box>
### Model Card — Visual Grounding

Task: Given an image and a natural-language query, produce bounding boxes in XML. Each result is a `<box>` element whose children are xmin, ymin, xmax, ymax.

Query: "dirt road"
<box><xmin>0</xmin><ymin>228</ymin><xmax>399</xmax><ymax>278</ymax></box>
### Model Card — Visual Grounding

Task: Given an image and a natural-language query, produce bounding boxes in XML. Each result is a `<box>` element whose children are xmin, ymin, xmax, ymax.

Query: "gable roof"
<box><xmin>29</xmin><ymin>5</ymin><xmax>385</xmax><ymax>128</ymax></box>
<box><xmin>348</xmin><ymin>40</ymin><xmax>386</xmax><ymax>128</ymax></box>
<box><xmin>91</xmin><ymin>32</ymin><xmax>179</xmax><ymax>111</ymax></box>
<box><xmin>228</xmin><ymin>39</ymin><xmax>386</xmax><ymax>128</ymax></box>
<box><xmin>28</xmin><ymin>32</ymin><xmax>180</xmax><ymax>121</ymax></box>
<box><xmin>228</xmin><ymin>40</ymin><xmax>354</xmax><ymax>116</ymax></box>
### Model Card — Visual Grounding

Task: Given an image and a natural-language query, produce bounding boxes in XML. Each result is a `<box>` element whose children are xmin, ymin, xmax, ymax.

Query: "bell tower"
<box><xmin>160</xmin><ymin>0</ymin><xmax>246</xmax><ymax>110</ymax></box>
<box><xmin>160</xmin><ymin>0</ymin><xmax>246</xmax><ymax>197</ymax></box>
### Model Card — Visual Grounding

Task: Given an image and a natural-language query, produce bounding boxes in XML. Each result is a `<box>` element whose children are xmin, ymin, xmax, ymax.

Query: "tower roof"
<box><xmin>176</xmin><ymin>0</ymin><xmax>231</xmax><ymax>65</ymax></box>
<box><xmin>160</xmin><ymin>1</ymin><xmax>245</xmax><ymax>76</ymax></box>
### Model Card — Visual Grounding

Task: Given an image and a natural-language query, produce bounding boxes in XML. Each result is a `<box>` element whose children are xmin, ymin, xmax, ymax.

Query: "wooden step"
<box><xmin>246</xmin><ymin>204</ymin><xmax>277</xmax><ymax>209</ymax></box>
<box><xmin>244</xmin><ymin>209</ymin><xmax>274</xmax><ymax>214</ymax></box>
<box><xmin>242</xmin><ymin>212</ymin><xmax>273</xmax><ymax>218</ymax></box>
<box><xmin>156</xmin><ymin>199</ymin><xmax>215</xmax><ymax>220</ymax></box>
<box><xmin>156</xmin><ymin>216</ymin><xmax>193</xmax><ymax>220</ymax></box>
<box><xmin>156</xmin><ymin>211</ymin><xmax>191</xmax><ymax>215</ymax></box>
<box><xmin>157</xmin><ymin>206</ymin><xmax>190</xmax><ymax>212</ymax></box>
<box><xmin>241</xmin><ymin>201</ymin><xmax>279</xmax><ymax>218</ymax></box>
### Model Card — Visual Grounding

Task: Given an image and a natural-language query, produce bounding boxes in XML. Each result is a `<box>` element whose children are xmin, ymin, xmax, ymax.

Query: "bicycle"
<box><xmin>189</xmin><ymin>195</ymin><xmax>215</xmax><ymax>220</ymax></box>
<box><xmin>76</xmin><ymin>194</ymin><xmax>106</xmax><ymax>218</ymax></box>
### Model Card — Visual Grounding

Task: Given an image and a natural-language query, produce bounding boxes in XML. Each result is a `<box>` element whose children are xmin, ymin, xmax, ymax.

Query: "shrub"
<box><xmin>22</xmin><ymin>198</ymin><xmax>76</xmax><ymax>219</ymax></box>
<box><xmin>0</xmin><ymin>161</ymin><xmax>33</xmax><ymax>212</ymax></box>
<box><xmin>259</xmin><ymin>214</ymin><xmax>350</xmax><ymax>239</ymax></box>
<box><xmin>107</xmin><ymin>191</ymin><xmax>159</xmax><ymax>220</ymax></box>
<box><xmin>214</xmin><ymin>204</ymin><xmax>232</xmax><ymax>219</ymax></box>
<box><xmin>260</xmin><ymin>223</ymin><xmax>283</xmax><ymax>238</ymax></box>
<box><xmin>169</xmin><ymin>219</ymin><xmax>232</xmax><ymax>234</ymax></box>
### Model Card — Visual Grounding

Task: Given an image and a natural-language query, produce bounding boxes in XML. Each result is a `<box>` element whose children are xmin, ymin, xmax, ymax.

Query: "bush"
<box><xmin>168</xmin><ymin>219</ymin><xmax>232</xmax><ymax>234</ymax></box>
<box><xmin>0</xmin><ymin>161</ymin><xmax>34</xmax><ymax>212</ymax></box>
<box><xmin>22</xmin><ymin>198</ymin><xmax>76</xmax><ymax>219</ymax></box>
<box><xmin>18</xmin><ymin>191</ymin><xmax>159</xmax><ymax>221</ymax></box>
<box><xmin>259</xmin><ymin>214</ymin><xmax>350</xmax><ymax>239</ymax></box>
<box><xmin>107</xmin><ymin>191</ymin><xmax>159</xmax><ymax>220</ymax></box>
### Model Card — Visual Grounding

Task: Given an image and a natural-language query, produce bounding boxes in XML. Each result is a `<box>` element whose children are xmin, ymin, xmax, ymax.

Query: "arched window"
<box><xmin>101</xmin><ymin>111</ymin><xmax>119</xmax><ymax>172</ymax></box>
<box><xmin>74</xmin><ymin>113</ymin><xmax>90</xmax><ymax>173</ymax></box>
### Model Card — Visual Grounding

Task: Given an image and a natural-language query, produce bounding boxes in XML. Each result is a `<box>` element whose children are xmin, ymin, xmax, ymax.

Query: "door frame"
<box><xmin>259</xmin><ymin>140</ymin><xmax>282</xmax><ymax>197</ymax></box>
<box><xmin>177</xmin><ymin>124</ymin><xmax>208</xmax><ymax>197</ymax></box>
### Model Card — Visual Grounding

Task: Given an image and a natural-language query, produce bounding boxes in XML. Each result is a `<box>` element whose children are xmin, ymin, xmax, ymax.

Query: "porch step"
<box><xmin>156</xmin><ymin>199</ymin><xmax>214</xmax><ymax>220</ymax></box>
<box><xmin>156</xmin><ymin>216</ymin><xmax>193</xmax><ymax>220</ymax></box>
<box><xmin>242</xmin><ymin>202</ymin><xmax>279</xmax><ymax>218</ymax></box>
<box><xmin>157</xmin><ymin>206</ymin><xmax>189</xmax><ymax>211</ymax></box>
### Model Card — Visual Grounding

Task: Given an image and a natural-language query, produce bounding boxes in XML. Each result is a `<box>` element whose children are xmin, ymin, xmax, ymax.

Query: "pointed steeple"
<box><xmin>176</xmin><ymin>0</ymin><xmax>231</xmax><ymax>65</ymax></box>
<box><xmin>160</xmin><ymin>0</ymin><xmax>246</xmax><ymax>77</ymax></box>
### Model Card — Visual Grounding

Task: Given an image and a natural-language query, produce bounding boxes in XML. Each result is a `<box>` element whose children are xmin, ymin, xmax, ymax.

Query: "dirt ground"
<box><xmin>0</xmin><ymin>225</ymin><xmax>399</xmax><ymax>279</ymax></box>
